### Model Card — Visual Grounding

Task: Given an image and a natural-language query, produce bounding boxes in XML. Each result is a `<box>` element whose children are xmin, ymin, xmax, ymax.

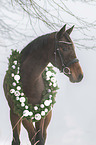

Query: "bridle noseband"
<box><xmin>54</xmin><ymin>33</ymin><xmax>79</xmax><ymax>74</ymax></box>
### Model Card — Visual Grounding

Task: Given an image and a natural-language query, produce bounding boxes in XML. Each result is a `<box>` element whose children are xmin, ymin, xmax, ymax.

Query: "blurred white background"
<box><xmin>0</xmin><ymin>1</ymin><xmax>96</xmax><ymax>145</ymax></box>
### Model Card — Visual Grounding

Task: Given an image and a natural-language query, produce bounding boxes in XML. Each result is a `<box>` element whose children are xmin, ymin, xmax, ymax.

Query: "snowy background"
<box><xmin>0</xmin><ymin>1</ymin><xmax>96</xmax><ymax>145</ymax></box>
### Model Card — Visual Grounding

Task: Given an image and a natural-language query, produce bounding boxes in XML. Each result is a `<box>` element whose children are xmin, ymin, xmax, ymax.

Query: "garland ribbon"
<box><xmin>6</xmin><ymin>50</ymin><xmax>59</xmax><ymax>122</ymax></box>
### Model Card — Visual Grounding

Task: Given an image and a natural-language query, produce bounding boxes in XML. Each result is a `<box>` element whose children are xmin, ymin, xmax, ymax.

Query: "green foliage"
<box><xmin>6</xmin><ymin>50</ymin><xmax>59</xmax><ymax>122</ymax></box>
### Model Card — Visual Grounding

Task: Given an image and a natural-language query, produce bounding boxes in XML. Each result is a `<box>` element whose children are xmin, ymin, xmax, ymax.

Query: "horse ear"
<box><xmin>66</xmin><ymin>25</ymin><xmax>74</xmax><ymax>35</ymax></box>
<box><xmin>57</xmin><ymin>24</ymin><xmax>66</xmax><ymax>38</ymax></box>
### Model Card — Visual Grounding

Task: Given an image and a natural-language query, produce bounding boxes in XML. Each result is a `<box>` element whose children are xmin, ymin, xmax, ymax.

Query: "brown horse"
<box><xmin>3</xmin><ymin>24</ymin><xmax>83</xmax><ymax>145</ymax></box>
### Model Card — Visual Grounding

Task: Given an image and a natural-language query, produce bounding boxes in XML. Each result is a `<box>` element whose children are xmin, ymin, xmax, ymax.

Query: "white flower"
<box><xmin>10</xmin><ymin>89</ymin><xmax>15</xmax><ymax>94</ymax></box>
<box><xmin>49</xmin><ymin>95</ymin><xmax>52</xmax><ymax>99</ymax></box>
<box><xmin>23</xmin><ymin>110</ymin><xmax>29</xmax><ymax>117</ymax></box>
<box><xmin>20</xmin><ymin>97</ymin><xmax>26</xmax><ymax>103</ymax></box>
<box><xmin>45</xmin><ymin>67</ymin><xmax>48</xmax><ymax>71</ymax></box>
<box><xmin>44</xmin><ymin>100</ymin><xmax>50</xmax><ymax>106</ymax></box>
<box><xmin>13</xmin><ymin>60</ymin><xmax>17</xmax><ymax>65</ymax></box>
<box><xmin>46</xmin><ymin>71</ymin><xmax>53</xmax><ymax>81</ymax></box>
<box><xmin>21</xmin><ymin>102</ymin><xmax>25</xmax><ymax>107</ymax></box>
<box><xmin>23</xmin><ymin>110</ymin><xmax>33</xmax><ymax>116</ymax></box>
<box><xmin>11</xmin><ymin>73</ymin><xmax>14</xmax><ymax>77</ymax></box>
<box><xmin>40</xmin><ymin>104</ymin><xmax>44</xmax><ymax>108</ymax></box>
<box><xmin>46</xmin><ymin>76</ymin><xmax>50</xmax><ymax>81</ymax></box>
<box><xmin>17</xmin><ymin>81</ymin><xmax>19</xmax><ymax>84</ymax></box>
<box><xmin>31</xmin><ymin>117</ymin><xmax>34</xmax><ymax>120</ymax></box>
<box><xmin>17</xmin><ymin>86</ymin><xmax>21</xmax><ymax>91</ymax></box>
<box><xmin>17</xmin><ymin>70</ymin><xmax>19</xmax><ymax>74</ymax></box>
<box><xmin>47</xmin><ymin>63</ymin><xmax>52</xmax><ymax>67</ymax></box>
<box><xmin>29</xmin><ymin>111</ymin><xmax>33</xmax><ymax>116</ymax></box>
<box><xmin>48</xmin><ymin>89</ymin><xmax>51</xmax><ymax>93</ymax></box>
<box><xmin>51</xmin><ymin>77</ymin><xmax>56</xmax><ymax>83</ymax></box>
<box><xmin>18</xmin><ymin>67</ymin><xmax>20</xmax><ymax>70</ymax></box>
<box><xmin>41</xmin><ymin>111</ymin><xmax>45</xmax><ymax>116</ymax></box>
<box><xmin>53</xmin><ymin>83</ymin><xmax>57</xmax><ymax>87</ymax></box>
<box><xmin>52</xmin><ymin>90</ymin><xmax>56</xmax><ymax>93</ymax></box>
<box><xmin>49</xmin><ymin>100</ymin><xmax>52</xmax><ymax>103</ymax></box>
<box><xmin>46</xmin><ymin>71</ymin><xmax>52</xmax><ymax>77</ymax></box>
<box><xmin>16</xmin><ymin>97</ymin><xmax>19</xmax><ymax>101</ymax></box>
<box><xmin>21</xmin><ymin>92</ymin><xmax>24</xmax><ymax>96</ymax></box>
<box><xmin>49</xmin><ymin>82</ymin><xmax>52</xmax><ymax>86</ymax></box>
<box><xmin>12</xmin><ymin>65</ymin><xmax>15</xmax><ymax>69</ymax></box>
<box><xmin>25</xmin><ymin>105</ymin><xmax>28</xmax><ymax>109</ymax></box>
<box><xmin>34</xmin><ymin>106</ymin><xmax>38</xmax><ymax>110</ymax></box>
<box><xmin>35</xmin><ymin>113</ymin><xmax>41</xmax><ymax>121</ymax></box>
<box><xmin>14</xmin><ymin>91</ymin><xmax>20</xmax><ymax>97</ymax></box>
<box><xmin>45</xmin><ymin>108</ymin><xmax>48</xmax><ymax>113</ymax></box>
<box><xmin>14</xmin><ymin>75</ymin><xmax>20</xmax><ymax>81</ymax></box>
<box><xmin>12</xmin><ymin>82</ymin><xmax>16</xmax><ymax>86</ymax></box>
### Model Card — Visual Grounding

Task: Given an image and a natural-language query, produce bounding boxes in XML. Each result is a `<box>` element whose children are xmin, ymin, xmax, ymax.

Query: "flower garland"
<box><xmin>6</xmin><ymin>50</ymin><xmax>59</xmax><ymax>122</ymax></box>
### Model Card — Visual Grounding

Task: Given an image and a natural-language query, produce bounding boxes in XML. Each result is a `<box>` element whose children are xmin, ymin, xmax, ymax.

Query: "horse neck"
<box><xmin>21</xmin><ymin>33</ymin><xmax>55</xmax><ymax>83</ymax></box>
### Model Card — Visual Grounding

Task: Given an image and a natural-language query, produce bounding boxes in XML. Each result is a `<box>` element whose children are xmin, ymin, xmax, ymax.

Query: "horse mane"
<box><xmin>20</xmin><ymin>33</ymin><xmax>51</xmax><ymax>63</ymax></box>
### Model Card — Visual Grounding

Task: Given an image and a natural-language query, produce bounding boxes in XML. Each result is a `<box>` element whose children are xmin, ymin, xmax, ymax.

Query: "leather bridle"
<box><xmin>54</xmin><ymin>33</ymin><xmax>79</xmax><ymax>74</ymax></box>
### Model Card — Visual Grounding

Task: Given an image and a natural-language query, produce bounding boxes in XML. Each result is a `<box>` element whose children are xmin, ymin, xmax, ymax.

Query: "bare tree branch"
<box><xmin>0</xmin><ymin>0</ymin><xmax>96</xmax><ymax>50</ymax></box>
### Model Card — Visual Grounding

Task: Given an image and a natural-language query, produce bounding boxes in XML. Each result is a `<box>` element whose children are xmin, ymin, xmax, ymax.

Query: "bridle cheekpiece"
<box><xmin>54</xmin><ymin>33</ymin><xmax>79</xmax><ymax>75</ymax></box>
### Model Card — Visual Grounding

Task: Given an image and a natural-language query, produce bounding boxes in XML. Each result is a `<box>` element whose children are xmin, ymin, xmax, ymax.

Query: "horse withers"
<box><xmin>3</xmin><ymin>24</ymin><xmax>83</xmax><ymax>145</ymax></box>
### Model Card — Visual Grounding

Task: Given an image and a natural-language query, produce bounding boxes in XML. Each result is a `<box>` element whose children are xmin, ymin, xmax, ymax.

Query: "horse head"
<box><xmin>50</xmin><ymin>24</ymin><xmax>83</xmax><ymax>83</ymax></box>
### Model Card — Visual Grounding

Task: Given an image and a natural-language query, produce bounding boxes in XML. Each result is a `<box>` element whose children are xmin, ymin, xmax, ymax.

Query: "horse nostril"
<box><xmin>78</xmin><ymin>73</ymin><xmax>83</xmax><ymax>81</ymax></box>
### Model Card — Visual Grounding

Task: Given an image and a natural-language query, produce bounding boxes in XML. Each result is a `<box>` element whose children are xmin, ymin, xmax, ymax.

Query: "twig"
<box><xmin>12</xmin><ymin>116</ymin><xmax>23</xmax><ymax>131</ymax></box>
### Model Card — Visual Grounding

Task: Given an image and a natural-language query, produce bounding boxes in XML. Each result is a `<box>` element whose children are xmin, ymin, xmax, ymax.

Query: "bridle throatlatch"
<box><xmin>54</xmin><ymin>33</ymin><xmax>79</xmax><ymax>75</ymax></box>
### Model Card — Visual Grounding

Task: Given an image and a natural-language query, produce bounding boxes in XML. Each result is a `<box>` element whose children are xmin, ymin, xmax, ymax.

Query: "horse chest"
<box><xmin>22</xmin><ymin>76</ymin><xmax>44</xmax><ymax>105</ymax></box>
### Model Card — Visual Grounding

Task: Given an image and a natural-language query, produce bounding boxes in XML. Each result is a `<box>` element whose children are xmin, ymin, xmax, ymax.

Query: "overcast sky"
<box><xmin>0</xmin><ymin>1</ymin><xmax>96</xmax><ymax>145</ymax></box>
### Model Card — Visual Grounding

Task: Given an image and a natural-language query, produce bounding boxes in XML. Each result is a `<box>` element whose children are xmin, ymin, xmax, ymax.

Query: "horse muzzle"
<box><xmin>69</xmin><ymin>71</ymin><xmax>83</xmax><ymax>83</ymax></box>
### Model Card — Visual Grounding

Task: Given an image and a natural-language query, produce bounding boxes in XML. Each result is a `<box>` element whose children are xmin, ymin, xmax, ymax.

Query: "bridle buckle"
<box><xmin>63</xmin><ymin>67</ymin><xmax>71</xmax><ymax>75</ymax></box>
